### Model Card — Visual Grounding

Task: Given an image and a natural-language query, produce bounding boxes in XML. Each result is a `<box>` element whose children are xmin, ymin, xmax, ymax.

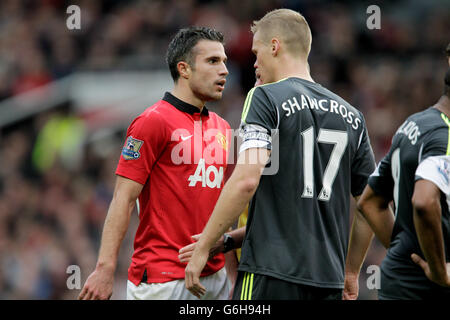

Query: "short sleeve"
<box><xmin>239</xmin><ymin>87</ymin><xmax>277</xmax><ymax>153</ymax></box>
<box><xmin>420</xmin><ymin>126</ymin><xmax>448</xmax><ymax>160</ymax></box>
<box><xmin>368</xmin><ymin>141</ymin><xmax>395</xmax><ymax>200</ymax></box>
<box><xmin>415</xmin><ymin>126</ymin><xmax>449</xmax><ymax>194</ymax></box>
<box><xmin>351</xmin><ymin>122</ymin><xmax>376</xmax><ymax>197</ymax></box>
<box><xmin>115</xmin><ymin>111</ymin><xmax>168</xmax><ymax>185</ymax></box>
<box><xmin>415</xmin><ymin>155</ymin><xmax>450</xmax><ymax>195</ymax></box>
<box><xmin>241</xmin><ymin>86</ymin><xmax>277</xmax><ymax>131</ymax></box>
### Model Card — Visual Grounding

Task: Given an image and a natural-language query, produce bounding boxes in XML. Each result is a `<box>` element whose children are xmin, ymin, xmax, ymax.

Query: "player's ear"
<box><xmin>177</xmin><ymin>61</ymin><xmax>191</xmax><ymax>80</ymax></box>
<box><xmin>271</xmin><ymin>38</ymin><xmax>281</xmax><ymax>57</ymax></box>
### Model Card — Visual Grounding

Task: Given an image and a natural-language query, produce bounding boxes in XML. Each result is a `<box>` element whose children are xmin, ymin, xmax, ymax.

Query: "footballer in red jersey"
<box><xmin>79</xmin><ymin>26</ymin><xmax>231</xmax><ymax>300</ymax></box>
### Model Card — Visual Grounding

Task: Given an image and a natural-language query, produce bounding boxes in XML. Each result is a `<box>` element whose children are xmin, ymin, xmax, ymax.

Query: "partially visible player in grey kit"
<box><xmin>345</xmin><ymin>44</ymin><xmax>450</xmax><ymax>299</ymax></box>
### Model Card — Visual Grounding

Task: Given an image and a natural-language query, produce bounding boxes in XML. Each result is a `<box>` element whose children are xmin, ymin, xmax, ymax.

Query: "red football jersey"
<box><xmin>116</xmin><ymin>92</ymin><xmax>231</xmax><ymax>285</ymax></box>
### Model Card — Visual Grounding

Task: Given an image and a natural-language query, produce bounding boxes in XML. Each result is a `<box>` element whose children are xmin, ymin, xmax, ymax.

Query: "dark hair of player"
<box><xmin>166</xmin><ymin>26</ymin><xmax>224</xmax><ymax>82</ymax></box>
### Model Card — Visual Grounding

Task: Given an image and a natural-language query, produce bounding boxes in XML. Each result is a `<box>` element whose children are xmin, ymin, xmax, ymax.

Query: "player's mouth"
<box><xmin>215</xmin><ymin>79</ymin><xmax>226</xmax><ymax>91</ymax></box>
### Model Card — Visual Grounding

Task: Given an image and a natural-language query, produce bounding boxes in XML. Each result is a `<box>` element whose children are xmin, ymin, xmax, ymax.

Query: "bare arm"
<box><xmin>185</xmin><ymin>148</ymin><xmax>269</xmax><ymax>298</ymax></box>
<box><xmin>357</xmin><ymin>185</ymin><xmax>394</xmax><ymax>249</ymax></box>
<box><xmin>78</xmin><ymin>175</ymin><xmax>143</xmax><ymax>300</ymax></box>
<box><xmin>411</xmin><ymin>179</ymin><xmax>450</xmax><ymax>287</ymax></box>
<box><xmin>344</xmin><ymin>195</ymin><xmax>374</xmax><ymax>300</ymax></box>
<box><xmin>178</xmin><ymin>226</ymin><xmax>247</xmax><ymax>263</ymax></box>
<box><xmin>343</xmin><ymin>184</ymin><xmax>394</xmax><ymax>300</ymax></box>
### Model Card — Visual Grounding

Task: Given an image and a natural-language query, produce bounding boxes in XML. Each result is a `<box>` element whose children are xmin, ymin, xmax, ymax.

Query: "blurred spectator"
<box><xmin>32</xmin><ymin>105</ymin><xmax>86</xmax><ymax>173</ymax></box>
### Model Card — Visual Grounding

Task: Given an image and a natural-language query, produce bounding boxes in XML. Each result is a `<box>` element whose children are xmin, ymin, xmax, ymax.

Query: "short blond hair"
<box><xmin>251</xmin><ymin>9</ymin><xmax>312</xmax><ymax>59</ymax></box>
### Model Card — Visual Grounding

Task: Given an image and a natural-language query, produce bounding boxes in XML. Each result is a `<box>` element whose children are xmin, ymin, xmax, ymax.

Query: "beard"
<box><xmin>190</xmin><ymin>82</ymin><xmax>223</xmax><ymax>102</ymax></box>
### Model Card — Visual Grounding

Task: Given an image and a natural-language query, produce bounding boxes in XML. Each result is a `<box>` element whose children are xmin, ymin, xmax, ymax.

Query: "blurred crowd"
<box><xmin>0</xmin><ymin>0</ymin><xmax>449</xmax><ymax>299</ymax></box>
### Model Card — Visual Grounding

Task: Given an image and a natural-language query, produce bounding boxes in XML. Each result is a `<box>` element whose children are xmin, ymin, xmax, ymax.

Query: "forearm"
<box><xmin>96</xmin><ymin>194</ymin><xmax>135</xmax><ymax>272</ymax></box>
<box><xmin>224</xmin><ymin>251</ymin><xmax>239</xmax><ymax>285</ymax></box>
<box><xmin>357</xmin><ymin>186</ymin><xmax>394</xmax><ymax>249</ymax></box>
<box><xmin>197</xmin><ymin>175</ymin><xmax>256</xmax><ymax>253</ymax></box>
<box><xmin>346</xmin><ymin>210</ymin><xmax>374</xmax><ymax>275</ymax></box>
<box><xmin>227</xmin><ymin>226</ymin><xmax>246</xmax><ymax>249</ymax></box>
<box><xmin>363</xmin><ymin>206</ymin><xmax>393</xmax><ymax>249</ymax></box>
<box><xmin>413</xmin><ymin>200</ymin><xmax>447</xmax><ymax>281</ymax></box>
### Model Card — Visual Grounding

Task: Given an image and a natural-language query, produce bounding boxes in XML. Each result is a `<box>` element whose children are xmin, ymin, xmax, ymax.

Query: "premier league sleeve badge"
<box><xmin>122</xmin><ymin>136</ymin><xmax>144</xmax><ymax>160</ymax></box>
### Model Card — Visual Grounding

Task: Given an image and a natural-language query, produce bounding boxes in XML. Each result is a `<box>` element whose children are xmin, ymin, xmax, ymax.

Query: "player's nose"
<box><xmin>219</xmin><ymin>62</ymin><xmax>228</xmax><ymax>77</ymax></box>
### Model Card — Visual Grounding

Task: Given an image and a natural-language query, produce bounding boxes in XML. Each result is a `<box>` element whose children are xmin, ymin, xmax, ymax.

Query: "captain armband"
<box><xmin>239</xmin><ymin>124</ymin><xmax>272</xmax><ymax>153</ymax></box>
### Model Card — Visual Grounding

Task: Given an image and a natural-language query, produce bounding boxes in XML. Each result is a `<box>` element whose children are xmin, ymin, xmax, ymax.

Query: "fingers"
<box><xmin>179</xmin><ymin>242</ymin><xmax>197</xmax><ymax>262</ymax></box>
<box><xmin>184</xmin><ymin>248</ymin><xmax>209</xmax><ymax>298</ymax></box>
<box><xmin>185</xmin><ymin>263</ymin><xmax>206</xmax><ymax>299</ymax></box>
<box><xmin>78</xmin><ymin>285</ymin><xmax>88</xmax><ymax>300</ymax></box>
<box><xmin>185</xmin><ymin>273</ymin><xmax>206</xmax><ymax>299</ymax></box>
<box><xmin>179</xmin><ymin>236</ymin><xmax>204</xmax><ymax>262</ymax></box>
<box><xmin>342</xmin><ymin>291</ymin><xmax>357</xmax><ymax>300</ymax></box>
<box><xmin>79</xmin><ymin>288</ymin><xmax>111</xmax><ymax>300</ymax></box>
<box><xmin>82</xmin><ymin>289</ymin><xmax>94</xmax><ymax>300</ymax></box>
<box><xmin>190</xmin><ymin>283</ymin><xmax>206</xmax><ymax>299</ymax></box>
<box><xmin>179</xmin><ymin>243</ymin><xmax>195</xmax><ymax>255</ymax></box>
<box><xmin>411</xmin><ymin>253</ymin><xmax>427</xmax><ymax>270</ymax></box>
<box><xmin>179</xmin><ymin>251</ymin><xmax>193</xmax><ymax>263</ymax></box>
<box><xmin>78</xmin><ymin>282</ymin><xmax>112</xmax><ymax>300</ymax></box>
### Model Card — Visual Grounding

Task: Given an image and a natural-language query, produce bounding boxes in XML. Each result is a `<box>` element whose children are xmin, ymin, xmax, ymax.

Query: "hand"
<box><xmin>179</xmin><ymin>234</ymin><xmax>224</xmax><ymax>263</ymax></box>
<box><xmin>411</xmin><ymin>253</ymin><xmax>450</xmax><ymax>287</ymax></box>
<box><xmin>78</xmin><ymin>267</ymin><xmax>114</xmax><ymax>300</ymax></box>
<box><xmin>343</xmin><ymin>272</ymin><xmax>359</xmax><ymax>300</ymax></box>
<box><xmin>185</xmin><ymin>248</ymin><xmax>209</xmax><ymax>299</ymax></box>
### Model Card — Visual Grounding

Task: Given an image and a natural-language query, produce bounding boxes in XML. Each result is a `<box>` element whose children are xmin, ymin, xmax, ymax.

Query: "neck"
<box><xmin>433</xmin><ymin>95</ymin><xmax>450</xmax><ymax>118</ymax></box>
<box><xmin>171</xmin><ymin>82</ymin><xmax>205</xmax><ymax>112</ymax></box>
<box><xmin>273</xmin><ymin>56</ymin><xmax>314</xmax><ymax>83</ymax></box>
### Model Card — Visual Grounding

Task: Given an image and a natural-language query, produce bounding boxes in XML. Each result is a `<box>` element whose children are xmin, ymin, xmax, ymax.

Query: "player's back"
<box><xmin>369</xmin><ymin>107</ymin><xmax>450</xmax><ymax>299</ymax></box>
<box><xmin>239</xmin><ymin>77</ymin><xmax>375</xmax><ymax>288</ymax></box>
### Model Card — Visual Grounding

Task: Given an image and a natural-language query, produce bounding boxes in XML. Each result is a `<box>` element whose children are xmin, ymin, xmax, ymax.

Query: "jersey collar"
<box><xmin>163</xmin><ymin>92</ymin><xmax>209</xmax><ymax>116</ymax></box>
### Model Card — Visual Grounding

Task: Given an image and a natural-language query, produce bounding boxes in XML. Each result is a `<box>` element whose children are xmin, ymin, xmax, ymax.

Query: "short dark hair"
<box><xmin>446</xmin><ymin>42</ymin><xmax>450</xmax><ymax>58</ymax></box>
<box><xmin>166</xmin><ymin>26</ymin><xmax>224</xmax><ymax>81</ymax></box>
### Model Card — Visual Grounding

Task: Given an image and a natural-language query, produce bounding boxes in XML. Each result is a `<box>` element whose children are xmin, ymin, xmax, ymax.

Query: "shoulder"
<box><xmin>128</xmin><ymin>101</ymin><xmax>169</xmax><ymax>134</ymax></box>
<box><xmin>136</xmin><ymin>101</ymin><xmax>169</xmax><ymax>123</ymax></box>
<box><xmin>242</xmin><ymin>82</ymin><xmax>286</xmax><ymax>114</ymax></box>
<box><xmin>415</xmin><ymin>108</ymin><xmax>449</xmax><ymax>144</ymax></box>
<box><xmin>253</xmin><ymin>78</ymin><xmax>292</xmax><ymax>97</ymax></box>
<box><xmin>416</xmin><ymin>155</ymin><xmax>450</xmax><ymax>193</ymax></box>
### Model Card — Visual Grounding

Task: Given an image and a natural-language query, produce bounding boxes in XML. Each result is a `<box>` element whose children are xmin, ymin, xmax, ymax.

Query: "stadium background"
<box><xmin>0</xmin><ymin>0</ymin><xmax>448</xmax><ymax>299</ymax></box>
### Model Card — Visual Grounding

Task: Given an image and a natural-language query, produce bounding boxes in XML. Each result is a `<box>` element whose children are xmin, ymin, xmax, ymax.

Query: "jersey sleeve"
<box><xmin>367</xmin><ymin>146</ymin><xmax>395</xmax><ymax>201</ymax></box>
<box><xmin>115</xmin><ymin>111</ymin><xmax>168</xmax><ymax>185</ymax></box>
<box><xmin>351</xmin><ymin>121</ymin><xmax>376</xmax><ymax>197</ymax></box>
<box><xmin>239</xmin><ymin>86</ymin><xmax>278</xmax><ymax>153</ymax></box>
<box><xmin>415</xmin><ymin>126</ymin><xmax>449</xmax><ymax>194</ymax></box>
<box><xmin>415</xmin><ymin>155</ymin><xmax>450</xmax><ymax>195</ymax></box>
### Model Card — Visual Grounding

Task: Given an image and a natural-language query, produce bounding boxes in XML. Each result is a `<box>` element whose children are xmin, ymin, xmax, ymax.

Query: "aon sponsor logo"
<box><xmin>188</xmin><ymin>158</ymin><xmax>224</xmax><ymax>188</ymax></box>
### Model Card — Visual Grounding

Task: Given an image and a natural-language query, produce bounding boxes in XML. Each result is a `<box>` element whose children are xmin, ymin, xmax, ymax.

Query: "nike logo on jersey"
<box><xmin>181</xmin><ymin>135</ymin><xmax>193</xmax><ymax>141</ymax></box>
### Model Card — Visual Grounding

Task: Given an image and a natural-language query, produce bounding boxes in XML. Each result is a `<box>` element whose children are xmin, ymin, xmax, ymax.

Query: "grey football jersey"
<box><xmin>238</xmin><ymin>77</ymin><xmax>375</xmax><ymax>288</ymax></box>
<box><xmin>369</xmin><ymin>107</ymin><xmax>450</xmax><ymax>299</ymax></box>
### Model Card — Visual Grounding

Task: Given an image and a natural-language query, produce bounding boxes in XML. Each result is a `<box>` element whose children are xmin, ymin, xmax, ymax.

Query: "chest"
<box><xmin>157</xmin><ymin>114</ymin><xmax>230</xmax><ymax>189</ymax></box>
